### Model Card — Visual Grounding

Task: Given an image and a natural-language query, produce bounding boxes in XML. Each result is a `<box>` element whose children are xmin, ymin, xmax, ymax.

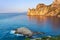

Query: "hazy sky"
<box><xmin>0</xmin><ymin>0</ymin><xmax>54</xmax><ymax>13</ymax></box>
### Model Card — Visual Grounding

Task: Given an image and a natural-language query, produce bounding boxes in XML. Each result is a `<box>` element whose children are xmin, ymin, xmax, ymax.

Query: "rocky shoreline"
<box><xmin>27</xmin><ymin>0</ymin><xmax>60</xmax><ymax>17</ymax></box>
<box><xmin>25</xmin><ymin>35</ymin><xmax>60</xmax><ymax>40</ymax></box>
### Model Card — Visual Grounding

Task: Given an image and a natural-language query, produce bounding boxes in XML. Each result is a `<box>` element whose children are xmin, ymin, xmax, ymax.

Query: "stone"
<box><xmin>14</xmin><ymin>27</ymin><xmax>45</xmax><ymax>37</ymax></box>
<box><xmin>27</xmin><ymin>0</ymin><xmax>60</xmax><ymax>17</ymax></box>
<box><xmin>15</xmin><ymin>27</ymin><xmax>33</xmax><ymax>37</ymax></box>
<box><xmin>58</xmin><ymin>15</ymin><xmax>60</xmax><ymax>17</ymax></box>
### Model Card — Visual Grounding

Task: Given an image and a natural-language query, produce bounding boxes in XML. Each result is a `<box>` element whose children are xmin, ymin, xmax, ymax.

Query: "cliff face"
<box><xmin>27</xmin><ymin>0</ymin><xmax>60</xmax><ymax>17</ymax></box>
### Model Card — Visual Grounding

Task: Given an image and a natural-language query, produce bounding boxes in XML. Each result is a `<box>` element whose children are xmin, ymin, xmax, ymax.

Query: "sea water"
<box><xmin>0</xmin><ymin>13</ymin><xmax>60</xmax><ymax>40</ymax></box>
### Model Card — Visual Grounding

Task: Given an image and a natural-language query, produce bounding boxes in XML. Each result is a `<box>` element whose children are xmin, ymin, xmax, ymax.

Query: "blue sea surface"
<box><xmin>0</xmin><ymin>13</ymin><xmax>60</xmax><ymax>40</ymax></box>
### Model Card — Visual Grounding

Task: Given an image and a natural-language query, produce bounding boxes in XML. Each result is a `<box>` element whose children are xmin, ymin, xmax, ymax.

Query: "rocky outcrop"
<box><xmin>13</xmin><ymin>27</ymin><xmax>45</xmax><ymax>37</ymax></box>
<box><xmin>27</xmin><ymin>0</ymin><xmax>60</xmax><ymax>17</ymax></box>
<box><xmin>58</xmin><ymin>15</ymin><xmax>60</xmax><ymax>17</ymax></box>
<box><xmin>15</xmin><ymin>27</ymin><xmax>33</xmax><ymax>37</ymax></box>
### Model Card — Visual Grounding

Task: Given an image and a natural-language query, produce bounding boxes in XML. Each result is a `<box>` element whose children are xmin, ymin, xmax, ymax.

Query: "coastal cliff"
<box><xmin>27</xmin><ymin>0</ymin><xmax>60</xmax><ymax>17</ymax></box>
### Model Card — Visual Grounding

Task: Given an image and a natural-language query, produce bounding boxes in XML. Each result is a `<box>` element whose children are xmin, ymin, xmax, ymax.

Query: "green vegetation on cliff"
<box><xmin>25</xmin><ymin>35</ymin><xmax>60</xmax><ymax>40</ymax></box>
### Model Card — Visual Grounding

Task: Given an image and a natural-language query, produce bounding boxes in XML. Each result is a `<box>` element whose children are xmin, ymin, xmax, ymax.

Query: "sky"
<box><xmin>0</xmin><ymin>0</ymin><xmax>54</xmax><ymax>13</ymax></box>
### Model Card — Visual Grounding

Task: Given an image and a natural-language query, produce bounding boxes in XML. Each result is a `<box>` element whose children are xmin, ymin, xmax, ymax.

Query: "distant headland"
<box><xmin>27</xmin><ymin>0</ymin><xmax>60</xmax><ymax>17</ymax></box>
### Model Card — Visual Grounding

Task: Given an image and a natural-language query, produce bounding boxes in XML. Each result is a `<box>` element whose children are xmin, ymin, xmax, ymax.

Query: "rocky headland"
<box><xmin>27</xmin><ymin>0</ymin><xmax>60</xmax><ymax>17</ymax></box>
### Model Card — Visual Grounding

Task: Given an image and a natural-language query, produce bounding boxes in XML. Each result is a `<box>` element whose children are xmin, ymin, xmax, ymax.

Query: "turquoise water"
<box><xmin>0</xmin><ymin>13</ymin><xmax>60</xmax><ymax>40</ymax></box>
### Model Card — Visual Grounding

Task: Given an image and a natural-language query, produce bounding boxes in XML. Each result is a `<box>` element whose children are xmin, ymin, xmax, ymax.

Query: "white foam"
<box><xmin>10</xmin><ymin>30</ymin><xmax>15</xmax><ymax>34</ymax></box>
<box><xmin>15</xmin><ymin>34</ymin><xmax>24</xmax><ymax>36</ymax></box>
<box><xmin>10</xmin><ymin>30</ymin><xmax>24</xmax><ymax>36</ymax></box>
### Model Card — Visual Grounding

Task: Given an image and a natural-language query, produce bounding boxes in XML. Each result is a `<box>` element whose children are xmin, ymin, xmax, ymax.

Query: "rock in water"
<box><xmin>15</xmin><ymin>27</ymin><xmax>33</xmax><ymax>37</ymax></box>
<box><xmin>14</xmin><ymin>27</ymin><xmax>45</xmax><ymax>37</ymax></box>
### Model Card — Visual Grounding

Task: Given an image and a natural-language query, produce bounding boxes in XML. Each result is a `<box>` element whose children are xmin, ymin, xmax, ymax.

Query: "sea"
<box><xmin>0</xmin><ymin>12</ymin><xmax>60</xmax><ymax>40</ymax></box>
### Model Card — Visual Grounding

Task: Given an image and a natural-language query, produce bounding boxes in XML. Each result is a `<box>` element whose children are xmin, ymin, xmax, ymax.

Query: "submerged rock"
<box><xmin>30</xmin><ymin>38</ymin><xmax>42</xmax><ymax>40</ymax></box>
<box><xmin>12</xmin><ymin>27</ymin><xmax>45</xmax><ymax>37</ymax></box>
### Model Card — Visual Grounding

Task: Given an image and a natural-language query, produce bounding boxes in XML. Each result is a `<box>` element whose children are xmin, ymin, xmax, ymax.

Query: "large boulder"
<box><xmin>11</xmin><ymin>27</ymin><xmax>45</xmax><ymax>37</ymax></box>
<box><xmin>15</xmin><ymin>27</ymin><xmax>33</xmax><ymax>37</ymax></box>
